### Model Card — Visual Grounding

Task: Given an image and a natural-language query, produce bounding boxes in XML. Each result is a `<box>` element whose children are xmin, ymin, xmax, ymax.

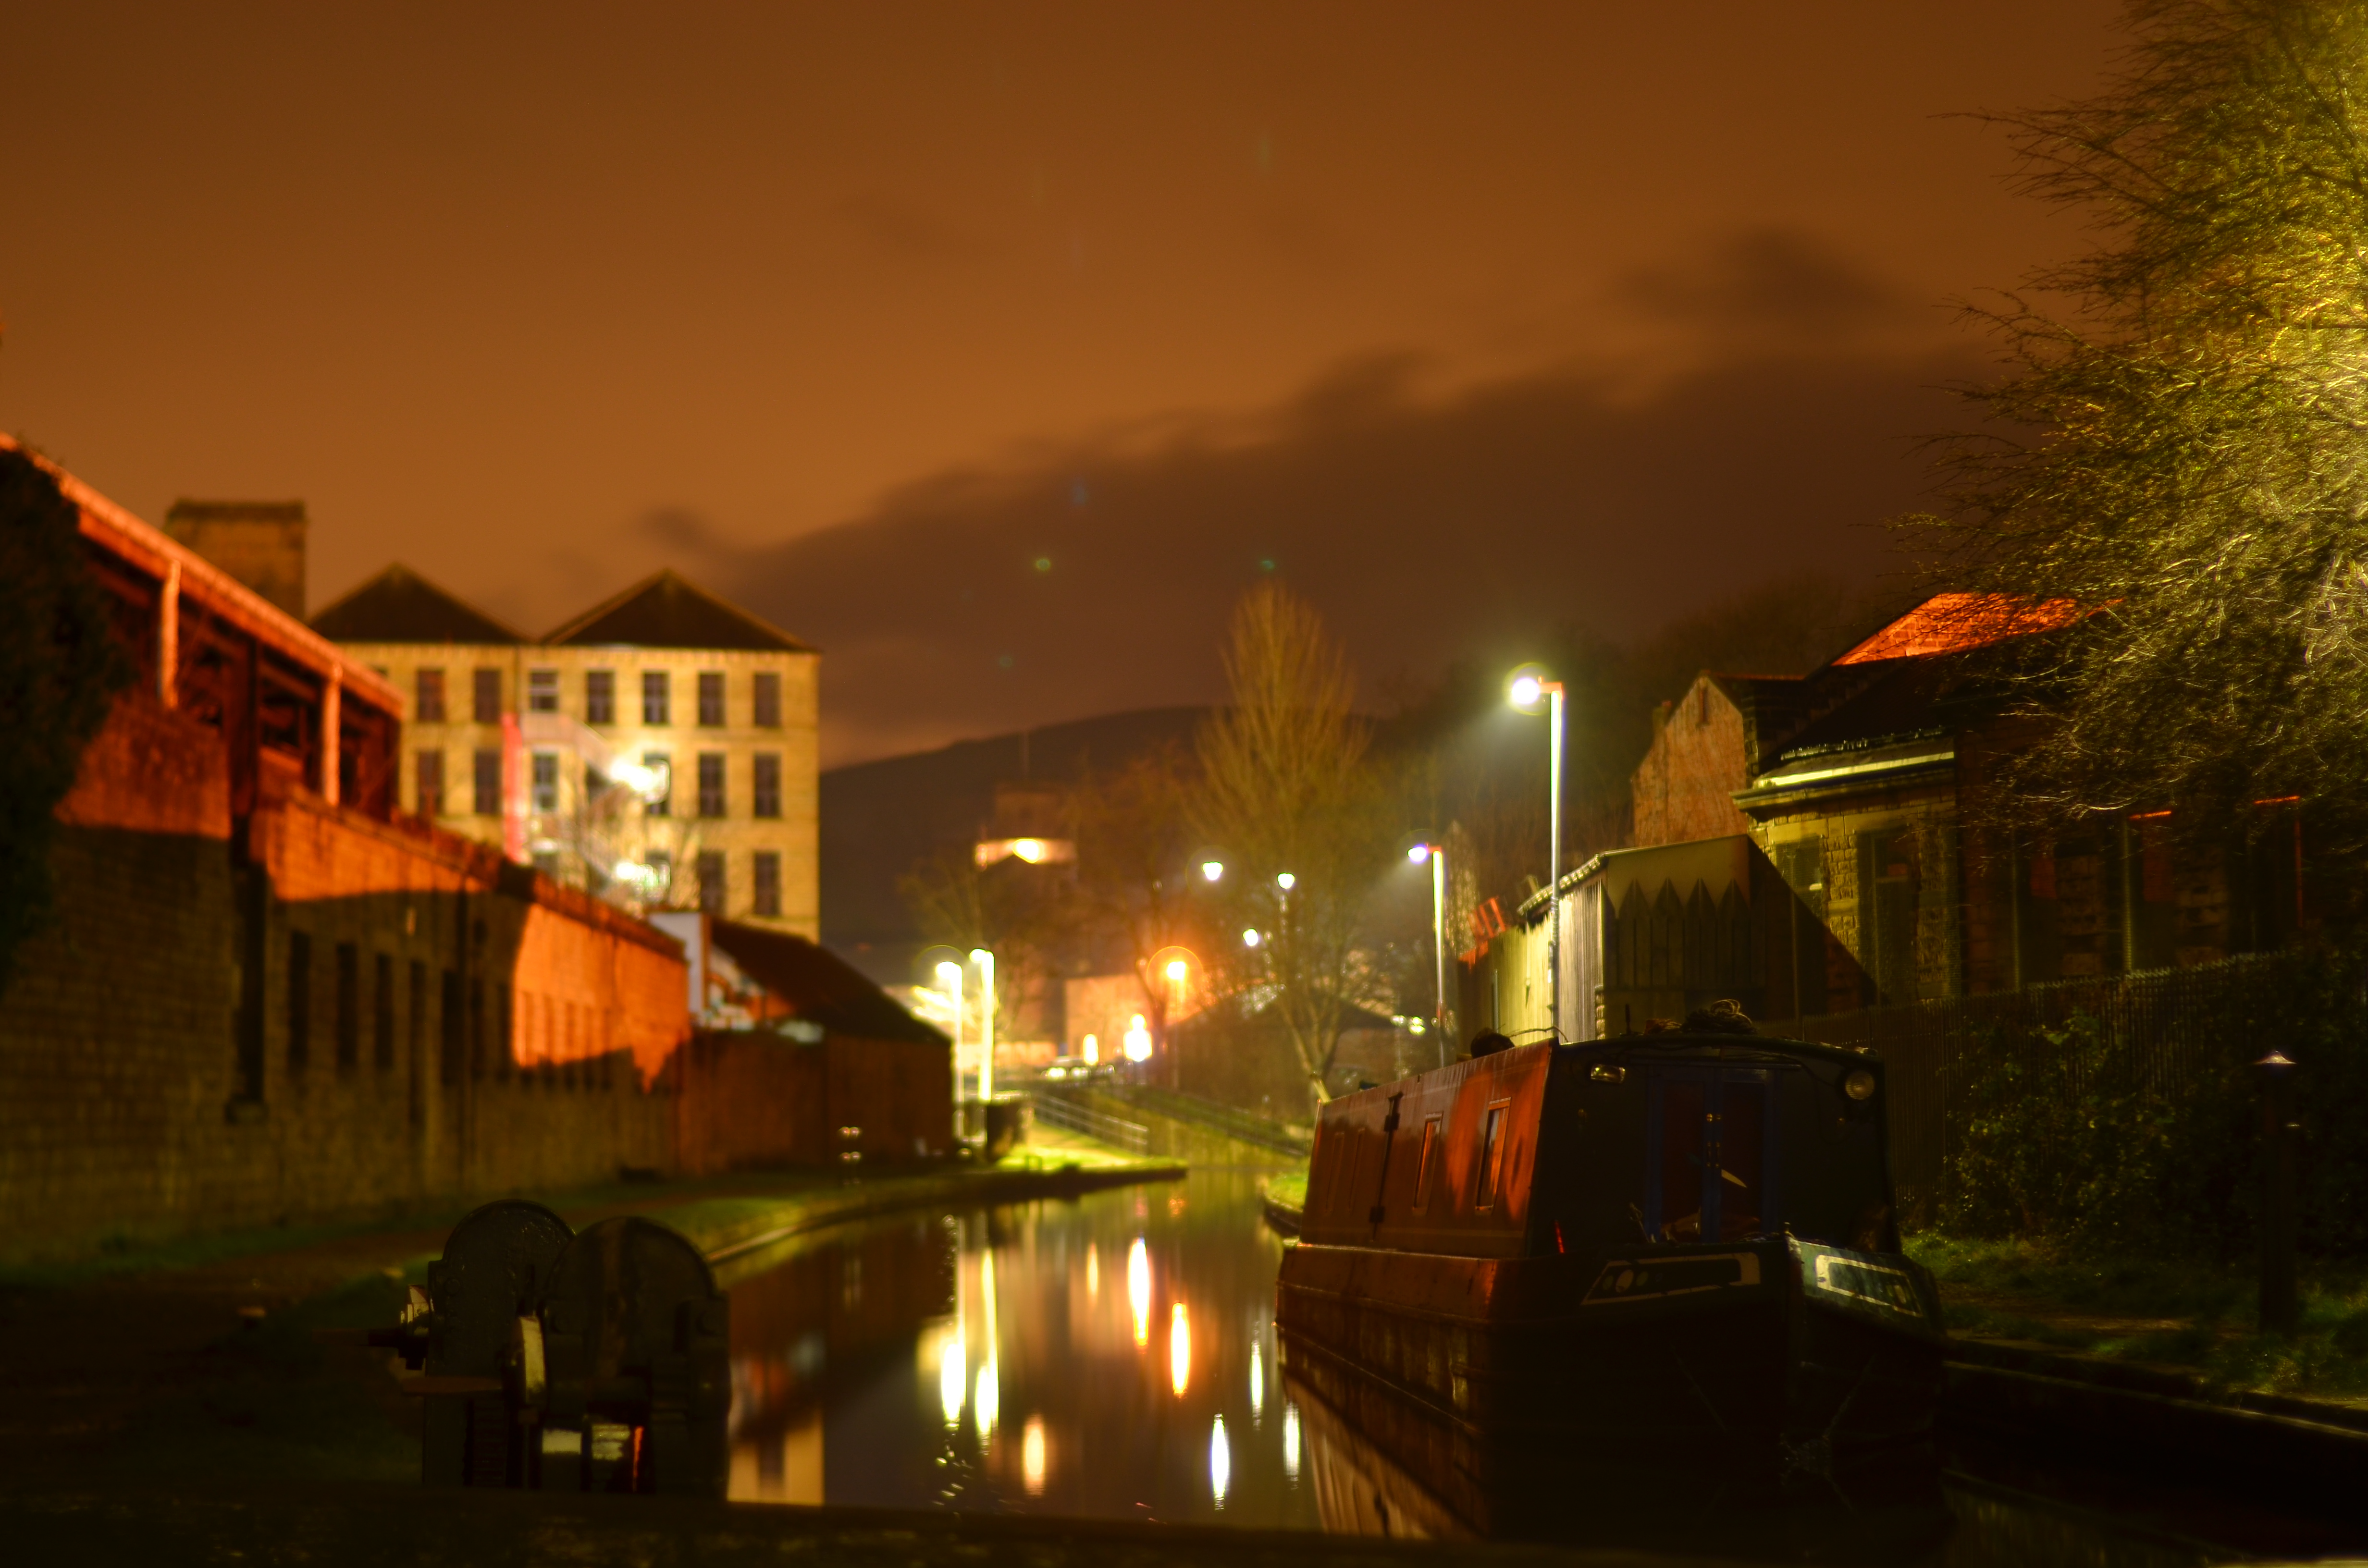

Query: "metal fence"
<box><xmin>1792</xmin><ymin>950</ymin><xmax>2324</xmax><ymax>1221</ymax></box>
<box><xmin>1029</xmin><ymin>1091</ymin><xmax>1151</xmax><ymax>1156</ymax></box>
<box><xmin>1108</xmin><ymin>1084</ymin><xmax>1312</xmax><ymax>1159</ymax></box>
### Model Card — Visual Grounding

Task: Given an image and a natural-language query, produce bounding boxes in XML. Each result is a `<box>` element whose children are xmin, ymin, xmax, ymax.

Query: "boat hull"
<box><xmin>1276</xmin><ymin>1234</ymin><xmax>1943</xmax><ymax>1519</ymax></box>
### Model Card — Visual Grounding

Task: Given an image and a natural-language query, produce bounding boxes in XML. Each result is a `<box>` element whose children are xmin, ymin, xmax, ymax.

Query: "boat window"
<box><xmin>1657</xmin><ymin>1080</ymin><xmax>1706</xmax><ymax>1242</ymax></box>
<box><xmin>1475</xmin><ymin>1101</ymin><xmax>1511</xmax><ymax>1209</ymax></box>
<box><xmin>1717</xmin><ymin>1081</ymin><xmax>1767</xmax><ymax>1240</ymax></box>
<box><xmin>1413</xmin><ymin>1116</ymin><xmax>1441</xmax><ymax>1213</ymax></box>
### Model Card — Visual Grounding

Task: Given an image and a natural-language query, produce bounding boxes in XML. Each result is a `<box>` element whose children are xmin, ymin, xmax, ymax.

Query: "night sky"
<box><xmin>1</xmin><ymin>2</ymin><xmax>2122</xmax><ymax>765</ymax></box>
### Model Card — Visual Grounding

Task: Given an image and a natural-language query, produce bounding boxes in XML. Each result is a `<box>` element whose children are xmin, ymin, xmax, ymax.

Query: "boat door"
<box><xmin>1642</xmin><ymin>1066</ymin><xmax>1779</xmax><ymax>1243</ymax></box>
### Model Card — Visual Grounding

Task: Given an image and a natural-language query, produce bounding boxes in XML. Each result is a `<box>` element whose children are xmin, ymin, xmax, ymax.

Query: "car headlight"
<box><xmin>1844</xmin><ymin>1069</ymin><xmax>1876</xmax><ymax>1102</ymax></box>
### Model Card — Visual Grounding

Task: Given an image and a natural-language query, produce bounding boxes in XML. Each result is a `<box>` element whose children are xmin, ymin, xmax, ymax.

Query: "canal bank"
<box><xmin>0</xmin><ymin>1151</ymin><xmax>1181</xmax><ymax>1490</ymax></box>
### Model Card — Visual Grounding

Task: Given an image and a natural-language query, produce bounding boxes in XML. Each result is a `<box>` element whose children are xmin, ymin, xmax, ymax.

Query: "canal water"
<box><xmin>720</xmin><ymin>1169</ymin><xmax>2358</xmax><ymax>1565</ymax></box>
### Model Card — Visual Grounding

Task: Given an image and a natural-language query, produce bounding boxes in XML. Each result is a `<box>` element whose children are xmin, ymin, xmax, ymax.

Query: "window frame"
<box><xmin>752</xmin><ymin>752</ymin><xmax>782</xmax><ymax>819</ymax></box>
<box><xmin>585</xmin><ymin>669</ymin><xmax>615</xmax><ymax>726</ymax></box>
<box><xmin>471</xmin><ymin>667</ymin><xmax>502</xmax><ymax>724</ymax></box>
<box><xmin>752</xmin><ymin>850</ymin><xmax>782</xmax><ymax>917</ymax></box>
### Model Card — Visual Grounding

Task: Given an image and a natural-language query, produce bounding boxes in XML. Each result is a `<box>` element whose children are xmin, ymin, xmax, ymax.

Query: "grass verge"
<box><xmin>1910</xmin><ymin>1234</ymin><xmax>2368</xmax><ymax>1401</ymax></box>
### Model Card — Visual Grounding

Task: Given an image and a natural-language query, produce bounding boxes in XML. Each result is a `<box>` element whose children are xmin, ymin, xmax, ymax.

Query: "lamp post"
<box><xmin>1409</xmin><ymin>842</ymin><xmax>1449</xmax><ymax>1067</ymax></box>
<box><xmin>971</xmin><ymin>948</ymin><xmax>996</xmax><ymax>1102</ymax></box>
<box><xmin>1509</xmin><ymin>671</ymin><xmax>1566</xmax><ymax>1044</ymax></box>
<box><xmin>936</xmin><ymin>959</ymin><xmax>965</xmax><ymax>1103</ymax></box>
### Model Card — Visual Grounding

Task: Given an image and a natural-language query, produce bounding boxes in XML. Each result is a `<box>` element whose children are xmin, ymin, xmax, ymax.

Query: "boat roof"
<box><xmin>1560</xmin><ymin>1030</ymin><xmax>1876</xmax><ymax>1067</ymax></box>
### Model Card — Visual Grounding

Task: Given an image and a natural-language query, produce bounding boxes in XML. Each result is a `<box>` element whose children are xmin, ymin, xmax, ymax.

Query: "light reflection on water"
<box><xmin>723</xmin><ymin>1168</ymin><xmax>1309</xmax><ymax>1526</ymax></box>
<box><xmin>718</xmin><ymin>1167</ymin><xmax>2330</xmax><ymax>1565</ymax></box>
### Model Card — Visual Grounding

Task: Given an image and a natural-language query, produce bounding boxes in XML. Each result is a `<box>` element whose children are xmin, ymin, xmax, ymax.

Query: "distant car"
<box><xmin>1041</xmin><ymin>1056</ymin><xmax>1101</xmax><ymax>1081</ymax></box>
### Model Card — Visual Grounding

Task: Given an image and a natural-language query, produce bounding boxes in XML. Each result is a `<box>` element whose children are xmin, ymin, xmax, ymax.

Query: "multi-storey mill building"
<box><xmin>315</xmin><ymin>566</ymin><xmax>819</xmax><ymax>938</ymax></box>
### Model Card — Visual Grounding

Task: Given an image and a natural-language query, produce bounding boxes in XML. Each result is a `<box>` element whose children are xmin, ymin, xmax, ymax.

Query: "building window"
<box><xmin>752</xmin><ymin>851</ymin><xmax>781</xmax><ymax>918</ymax></box>
<box><xmin>697</xmin><ymin>753</ymin><xmax>726</xmax><ymax>817</ymax></box>
<box><xmin>415</xmin><ymin>750</ymin><xmax>444</xmax><ymax>817</ymax></box>
<box><xmin>585</xmin><ymin>669</ymin><xmax>615</xmax><ymax>725</ymax></box>
<box><xmin>642</xmin><ymin>670</ymin><xmax>670</xmax><ymax>725</ymax></box>
<box><xmin>642</xmin><ymin>751</ymin><xmax>671</xmax><ymax>816</ymax></box>
<box><xmin>528</xmin><ymin>668</ymin><xmax>559</xmax><ymax>712</ymax></box>
<box><xmin>288</xmin><ymin>931</ymin><xmax>312</xmax><ymax>1073</ymax></box>
<box><xmin>752</xmin><ymin>753</ymin><xmax>781</xmax><ymax>819</ymax></box>
<box><xmin>472</xmin><ymin>668</ymin><xmax>502</xmax><ymax>724</ymax></box>
<box><xmin>698</xmin><ymin>671</ymin><xmax>725</xmax><ymax>727</ymax></box>
<box><xmin>415</xmin><ymin>668</ymin><xmax>446</xmax><ymax>723</ymax></box>
<box><xmin>696</xmin><ymin>851</ymin><xmax>725</xmax><ymax>916</ymax></box>
<box><xmin>752</xmin><ymin>671</ymin><xmax>781</xmax><ymax>728</ymax></box>
<box><xmin>473</xmin><ymin>748</ymin><xmax>502</xmax><ymax>816</ymax></box>
<box><xmin>335</xmin><ymin>942</ymin><xmax>360</xmax><ymax>1071</ymax></box>
<box><xmin>531</xmin><ymin>751</ymin><xmax>559</xmax><ymax>812</ymax></box>
<box><xmin>375</xmin><ymin>952</ymin><xmax>395</xmax><ymax>1071</ymax></box>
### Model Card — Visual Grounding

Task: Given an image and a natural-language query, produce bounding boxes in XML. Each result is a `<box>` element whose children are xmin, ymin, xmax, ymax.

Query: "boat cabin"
<box><xmin>1298</xmin><ymin>1034</ymin><xmax>1897</xmax><ymax>1261</ymax></box>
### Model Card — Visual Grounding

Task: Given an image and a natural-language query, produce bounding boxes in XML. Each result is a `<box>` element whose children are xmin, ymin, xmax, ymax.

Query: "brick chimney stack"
<box><xmin>163</xmin><ymin>500</ymin><xmax>308</xmax><ymax>619</ymax></box>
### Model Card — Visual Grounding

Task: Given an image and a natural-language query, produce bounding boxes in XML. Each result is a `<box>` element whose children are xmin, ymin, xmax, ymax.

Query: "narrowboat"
<box><xmin>1275</xmin><ymin>1024</ymin><xmax>1944</xmax><ymax>1529</ymax></box>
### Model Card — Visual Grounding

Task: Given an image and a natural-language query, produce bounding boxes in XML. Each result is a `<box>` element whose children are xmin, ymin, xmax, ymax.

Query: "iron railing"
<box><xmin>1029</xmin><ymin>1092</ymin><xmax>1151</xmax><ymax>1156</ymax></box>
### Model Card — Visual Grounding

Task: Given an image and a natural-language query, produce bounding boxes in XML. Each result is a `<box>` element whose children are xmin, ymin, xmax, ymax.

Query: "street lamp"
<box><xmin>936</xmin><ymin>959</ymin><xmax>965</xmax><ymax>1102</ymax></box>
<box><xmin>1408</xmin><ymin>841</ymin><xmax>1450</xmax><ymax>1067</ymax></box>
<box><xmin>1509</xmin><ymin>668</ymin><xmax>1566</xmax><ymax>1043</ymax></box>
<box><xmin>1201</xmin><ymin>860</ymin><xmax>1224</xmax><ymax>882</ymax></box>
<box><xmin>970</xmin><ymin>948</ymin><xmax>996</xmax><ymax>1101</ymax></box>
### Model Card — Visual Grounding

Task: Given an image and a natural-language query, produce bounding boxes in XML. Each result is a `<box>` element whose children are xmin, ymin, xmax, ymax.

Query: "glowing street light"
<box><xmin>1508</xmin><ymin>666</ymin><xmax>1566</xmax><ymax>1042</ymax></box>
<box><xmin>936</xmin><ymin>960</ymin><xmax>964</xmax><ymax>1104</ymax></box>
<box><xmin>1242</xmin><ymin>928</ymin><xmax>1261</xmax><ymax>949</ymax></box>
<box><xmin>1124</xmin><ymin>1013</ymin><xmax>1153</xmax><ymax>1063</ymax></box>
<box><xmin>1201</xmin><ymin>860</ymin><xmax>1224</xmax><ymax>882</ymax></box>
<box><xmin>1409</xmin><ymin>840</ymin><xmax>1450</xmax><ymax>1067</ymax></box>
<box><xmin>971</xmin><ymin>948</ymin><xmax>996</xmax><ymax>1101</ymax></box>
<box><xmin>1165</xmin><ymin>957</ymin><xmax>1188</xmax><ymax>983</ymax></box>
<box><xmin>1275</xmin><ymin>871</ymin><xmax>1295</xmax><ymax>891</ymax></box>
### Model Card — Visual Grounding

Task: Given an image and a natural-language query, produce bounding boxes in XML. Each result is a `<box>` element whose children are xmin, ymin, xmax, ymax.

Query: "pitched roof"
<box><xmin>707</xmin><ymin>920</ymin><xmax>946</xmax><ymax>1045</ymax></box>
<box><xmin>1832</xmin><ymin>593</ymin><xmax>2080</xmax><ymax>666</ymax></box>
<box><xmin>540</xmin><ymin>569</ymin><xmax>812</xmax><ymax>653</ymax></box>
<box><xmin>309</xmin><ymin>564</ymin><xmax>526</xmax><ymax>645</ymax></box>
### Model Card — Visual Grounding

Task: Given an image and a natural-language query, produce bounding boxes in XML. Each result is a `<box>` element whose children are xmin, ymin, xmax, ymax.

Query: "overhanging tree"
<box><xmin>1906</xmin><ymin>0</ymin><xmax>2368</xmax><ymax>837</ymax></box>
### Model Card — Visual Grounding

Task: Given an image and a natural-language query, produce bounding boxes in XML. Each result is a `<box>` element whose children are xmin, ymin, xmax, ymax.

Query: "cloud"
<box><xmin>691</xmin><ymin>317</ymin><xmax>1985</xmax><ymax>768</ymax></box>
<box><xmin>1618</xmin><ymin>227</ymin><xmax>1921</xmax><ymax>343</ymax></box>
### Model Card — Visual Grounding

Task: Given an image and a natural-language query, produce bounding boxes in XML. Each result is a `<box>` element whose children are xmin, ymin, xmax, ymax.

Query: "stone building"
<box><xmin>1466</xmin><ymin>593</ymin><xmax>2310</xmax><ymax>1045</ymax></box>
<box><xmin>315</xmin><ymin>565</ymin><xmax>820</xmax><ymax>940</ymax></box>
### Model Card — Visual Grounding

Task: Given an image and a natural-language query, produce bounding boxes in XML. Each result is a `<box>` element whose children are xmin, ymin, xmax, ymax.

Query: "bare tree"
<box><xmin>1193</xmin><ymin>584</ymin><xmax>1399</xmax><ymax>1105</ymax></box>
<box><xmin>1067</xmin><ymin>745</ymin><xmax>1214</xmax><ymax>1060</ymax></box>
<box><xmin>1903</xmin><ymin>0</ymin><xmax>2368</xmax><ymax>840</ymax></box>
<box><xmin>899</xmin><ymin>845</ymin><xmax>1066</xmax><ymax>1045</ymax></box>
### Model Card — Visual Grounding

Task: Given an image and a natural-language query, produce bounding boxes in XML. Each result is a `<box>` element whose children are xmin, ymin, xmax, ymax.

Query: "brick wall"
<box><xmin>671</xmin><ymin>1031</ymin><xmax>952</xmax><ymax>1177</ymax></box>
<box><xmin>0</xmin><ymin>690</ymin><xmax>689</xmax><ymax>1263</ymax></box>
<box><xmin>1631</xmin><ymin>678</ymin><xmax>1754</xmax><ymax>848</ymax></box>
